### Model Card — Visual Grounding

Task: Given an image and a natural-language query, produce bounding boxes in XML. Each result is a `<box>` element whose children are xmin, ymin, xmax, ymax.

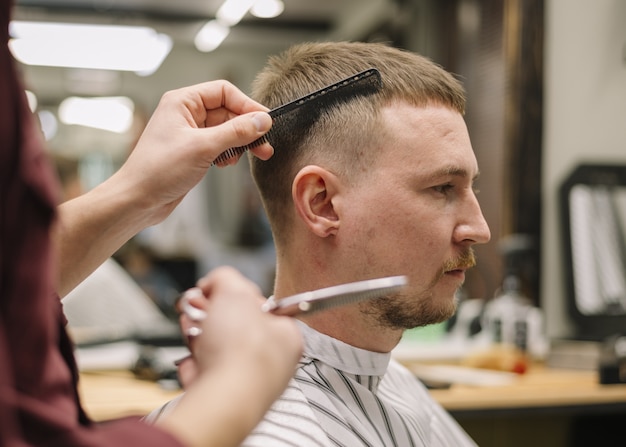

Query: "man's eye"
<box><xmin>433</xmin><ymin>184</ymin><xmax>454</xmax><ymax>194</ymax></box>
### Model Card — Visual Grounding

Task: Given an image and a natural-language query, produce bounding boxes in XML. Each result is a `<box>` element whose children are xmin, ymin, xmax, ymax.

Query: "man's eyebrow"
<box><xmin>427</xmin><ymin>166</ymin><xmax>481</xmax><ymax>181</ymax></box>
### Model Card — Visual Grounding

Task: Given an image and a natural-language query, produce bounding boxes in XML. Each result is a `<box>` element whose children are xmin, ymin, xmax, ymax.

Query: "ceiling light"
<box><xmin>250</xmin><ymin>0</ymin><xmax>284</xmax><ymax>19</ymax></box>
<box><xmin>195</xmin><ymin>0</ymin><xmax>284</xmax><ymax>53</ymax></box>
<box><xmin>59</xmin><ymin>96</ymin><xmax>134</xmax><ymax>133</ymax></box>
<box><xmin>194</xmin><ymin>20</ymin><xmax>230</xmax><ymax>52</ymax></box>
<box><xmin>216</xmin><ymin>0</ymin><xmax>256</xmax><ymax>26</ymax></box>
<box><xmin>9</xmin><ymin>21</ymin><xmax>172</xmax><ymax>75</ymax></box>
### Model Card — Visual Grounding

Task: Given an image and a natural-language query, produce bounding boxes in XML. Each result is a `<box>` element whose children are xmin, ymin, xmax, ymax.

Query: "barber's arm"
<box><xmin>54</xmin><ymin>80</ymin><xmax>273</xmax><ymax>297</ymax></box>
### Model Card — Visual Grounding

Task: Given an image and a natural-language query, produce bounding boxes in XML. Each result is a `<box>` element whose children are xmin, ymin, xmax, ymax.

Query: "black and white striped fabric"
<box><xmin>242</xmin><ymin>321</ymin><xmax>476</xmax><ymax>447</ymax></box>
<box><xmin>146</xmin><ymin>321</ymin><xmax>476</xmax><ymax>446</ymax></box>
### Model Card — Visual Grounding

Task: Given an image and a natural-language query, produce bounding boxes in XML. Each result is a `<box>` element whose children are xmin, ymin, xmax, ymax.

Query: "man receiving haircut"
<box><xmin>150</xmin><ymin>41</ymin><xmax>490</xmax><ymax>446</ymax></box>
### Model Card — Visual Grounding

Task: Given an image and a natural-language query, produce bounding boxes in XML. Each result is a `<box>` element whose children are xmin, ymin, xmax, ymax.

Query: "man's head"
<box><xmin>249</xmin><ymin>41</ymin><xmax>490</xmax><ymax>341</ymax></box>
<box><xmin>250</xmin><ymin>42</ymin><xmax>465</xmax><ymax>243</ymax></box>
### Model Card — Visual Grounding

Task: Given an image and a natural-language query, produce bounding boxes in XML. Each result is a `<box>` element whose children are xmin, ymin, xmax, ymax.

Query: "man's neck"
<box><xmin>274</xmin><ymin>251</ymin><xmax>404</xmax><ymax>353</ymax></box>
<box><xmin>297</xmin><ymin>307</ymin><xmax>404</xmax><ymax>353</ymax></box>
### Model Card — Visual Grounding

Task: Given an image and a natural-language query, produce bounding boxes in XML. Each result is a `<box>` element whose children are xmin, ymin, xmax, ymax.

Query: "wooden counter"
<box><xmin>79</xmin><ymin>364</ymin><xmax>626</xmax><ymax>421</ymax></box>
<box><xmin>78</xmin><ymin>370</ymin><xmax>182</xmax><ymax>421</ymax></box>
<box><xmin>428</xmin><ymin>364</ymin><xmax>626</xmax><ymax>413</ymax></box>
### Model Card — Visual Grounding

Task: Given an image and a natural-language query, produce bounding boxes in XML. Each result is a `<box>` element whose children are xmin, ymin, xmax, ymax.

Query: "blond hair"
<box><xmin>249</xmin><ymin>41</ymin><xmax>466</xmax><ymax>246</ymax></box>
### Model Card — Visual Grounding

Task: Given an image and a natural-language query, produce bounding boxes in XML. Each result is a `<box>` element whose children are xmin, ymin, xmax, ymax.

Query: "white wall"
<box><xmin>542</xmin><ymin>0</ymin><xmax>626</xmax><ymax>338</ymax></box>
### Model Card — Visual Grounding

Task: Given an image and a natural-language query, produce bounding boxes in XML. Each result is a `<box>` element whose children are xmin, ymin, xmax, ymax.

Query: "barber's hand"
<box><xmin>177</xmin><ymin>267</ymin><xmax>302</xmax><ymax>395</ymax></box>
<box><xmin>109</xmin><ymin>80</ymin><xmax>274</xmax><ymax>225</ymax></box>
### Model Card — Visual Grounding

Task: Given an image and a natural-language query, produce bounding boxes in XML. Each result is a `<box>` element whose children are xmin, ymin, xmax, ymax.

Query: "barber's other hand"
<box><xmin>109</xmin><ymin>80</ymin><xmax>274</xmax><ymax>226</ymax></box>
<box><xmin>178</xmin><ymin>267</ymin><xmax>302</xmax><ymax>395</ymax></box>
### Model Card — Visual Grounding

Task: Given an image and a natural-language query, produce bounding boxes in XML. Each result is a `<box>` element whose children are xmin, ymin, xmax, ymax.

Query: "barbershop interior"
<box><xmin>10</xmin><ymin>0</ymin><xmax>626</xmax><ymax>445</ymax></box>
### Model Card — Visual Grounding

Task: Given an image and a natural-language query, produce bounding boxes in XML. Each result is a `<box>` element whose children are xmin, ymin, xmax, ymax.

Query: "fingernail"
<box><xmin>186</xmin><ymin>326</ymin><xmax>203</xmax><ymax>337</ymax></box>
<box><xmin>251</xmin><ymin>112</ymin><xmax>270</xmax><ymax>132</ymax></box>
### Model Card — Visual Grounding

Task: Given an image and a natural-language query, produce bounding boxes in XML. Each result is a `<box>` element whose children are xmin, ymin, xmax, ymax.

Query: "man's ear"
<box><xmin>292</xmin><ymin>165</ymin><xmax>340</xmax><ymax>238</ymax></box>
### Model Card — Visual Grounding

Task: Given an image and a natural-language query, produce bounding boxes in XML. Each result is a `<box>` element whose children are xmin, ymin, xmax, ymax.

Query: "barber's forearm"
<box><xmin>54</xmin><ymin>174</ymin><xmax>168</xmax><ymax>298</ymax></box>
<box><xmin>155</xmin><ymin>363</ymin><xmax>280</xmax><ymax>447</ymax></box>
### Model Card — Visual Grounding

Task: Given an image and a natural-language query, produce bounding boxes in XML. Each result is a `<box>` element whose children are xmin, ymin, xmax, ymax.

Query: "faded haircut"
<box><xmin>248</xmin><ymin>41</ymin><xmax>466</xmax><ymax>247</ymax></box>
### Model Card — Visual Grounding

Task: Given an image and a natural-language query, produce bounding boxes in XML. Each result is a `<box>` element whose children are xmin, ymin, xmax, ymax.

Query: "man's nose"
<box><xmin>454</xmin><ymin>195</ymin><xmax>491</xmax><ymax>245</ymax></box>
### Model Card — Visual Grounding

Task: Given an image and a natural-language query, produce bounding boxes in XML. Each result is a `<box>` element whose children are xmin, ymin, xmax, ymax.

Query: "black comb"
<box><xmin>212</xmin><ymin>67</ymin><xmax>382</xmax><ymax>166</ymax></box>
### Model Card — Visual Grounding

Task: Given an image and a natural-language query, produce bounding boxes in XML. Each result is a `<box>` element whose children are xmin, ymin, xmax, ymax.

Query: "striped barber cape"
<box><xmin>241</xmin><ymin>321</ymin><xmax>477</xmax><ymax>447</ymax></box>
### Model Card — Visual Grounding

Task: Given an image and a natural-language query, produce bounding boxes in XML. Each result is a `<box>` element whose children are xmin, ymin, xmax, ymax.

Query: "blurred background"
<box><xmin>14</xmin><ymin>1</ymin><xmax>626</xmax><ymax>445</ymax></box>
<box><xmin>11</xmin><ymin>0</ymin><xmax>626</xmax><ymax>340</ymax></box>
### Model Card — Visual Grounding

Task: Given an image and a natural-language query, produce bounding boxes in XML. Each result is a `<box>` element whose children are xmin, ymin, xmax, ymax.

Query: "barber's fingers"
<box><xmin>195</xmin><ymin>266</ymin><xmax>265</xmax><ymax>302</ymax></box>
<box><xmin>156</xmin><ymin>80</ymin><xmax>274</xmax><ymax>166</ymax></box>
<box><xmin>191</xmin><ymin>80</ymin><xmax>269</xmax><ymax>116</ymax></box>
<box><xmin>202</xmin><ymin>112</ymin><xmax>274</xmax><ymax>166</ymax></box>
<box><xmin>184</xmin><ymin>80</ymin><xmax>274</xmax><ymax>165</ymax></box>
<box><xmin>178</xmin><ymin>268</ymin><xmax>265</xmax><ymax>341</ymax></box>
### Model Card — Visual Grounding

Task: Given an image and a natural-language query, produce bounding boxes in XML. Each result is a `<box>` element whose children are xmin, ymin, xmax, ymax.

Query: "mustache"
<box><xmin>442</xmin><ymin>248</ymin><xmax>476</xmax><ymax>272</ymax></box>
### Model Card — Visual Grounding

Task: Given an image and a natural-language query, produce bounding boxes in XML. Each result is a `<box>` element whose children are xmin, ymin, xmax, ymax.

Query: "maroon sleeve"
<box><xmin>0</xmin><ymin>1</ymin><xmax>183</xmax><ymax>445</ymax></box>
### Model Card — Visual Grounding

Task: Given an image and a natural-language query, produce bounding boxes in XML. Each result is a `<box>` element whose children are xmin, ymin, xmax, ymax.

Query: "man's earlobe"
<box><xmin>293</xmin><ymin>166</ymin><xmax>340</xmax><ymax>238</ymax></box>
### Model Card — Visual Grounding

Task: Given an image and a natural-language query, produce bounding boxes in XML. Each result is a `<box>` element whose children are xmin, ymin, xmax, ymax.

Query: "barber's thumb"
<box><xmin>207</xmin><ymin>111</ymin><xmax>272</xmax><ymax>163</ymax></box>
<box><xmin>249</xmin><ymin>111</ymin><xmax>272</xmax><ymax>133</ymax></box>
<box><xmin>229</xmin><ymin>111</ymin><xmax>272</xmax><ymax>144</ymax></box>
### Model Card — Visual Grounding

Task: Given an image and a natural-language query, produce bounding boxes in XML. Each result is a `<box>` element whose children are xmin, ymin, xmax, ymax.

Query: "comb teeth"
<box><xmin>211</xmin><ymin>68</ymin><xmax>382</xmax><ymax>166</ymax></box>
<box><xmin>212</xmin><ymin>135</ymin><xmax>270</xmax><ymax>165</ymax></box>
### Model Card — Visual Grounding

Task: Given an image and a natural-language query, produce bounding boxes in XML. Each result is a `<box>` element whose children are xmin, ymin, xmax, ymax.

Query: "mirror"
<box><xmin>560</xmin><ymin>164</ymin><xmax>626</xmax><ymax>340</ymax></box>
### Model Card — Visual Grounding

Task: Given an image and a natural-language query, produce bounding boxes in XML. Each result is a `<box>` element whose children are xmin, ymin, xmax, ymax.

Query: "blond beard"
<box><xmin>360</xmin><ymin>248</ymin><xmax>475</xmax><ymax>330</ymax></box>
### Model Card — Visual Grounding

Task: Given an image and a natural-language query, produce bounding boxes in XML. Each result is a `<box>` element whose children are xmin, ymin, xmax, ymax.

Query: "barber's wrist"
<box><xmin>95</xmin><ymin>170</ymin><xmax>168</xmax><ymax>229</ymax></box>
